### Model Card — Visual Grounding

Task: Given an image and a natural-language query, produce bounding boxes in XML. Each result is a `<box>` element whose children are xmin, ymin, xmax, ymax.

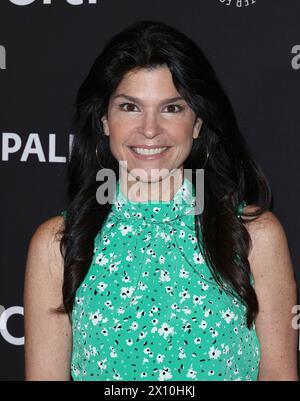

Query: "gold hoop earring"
<box><xmin>95</xmin><ymin>146</ymin><xmax>104</xmax><ymax>168</ymax></box>
<box><xmin>200</xmin><ymin>144</ymin><xmax>210</xmax><ymax>169</ymax></box>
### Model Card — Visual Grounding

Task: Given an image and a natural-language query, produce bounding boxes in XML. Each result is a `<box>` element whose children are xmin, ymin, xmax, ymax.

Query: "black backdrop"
<box><xmin>0</xmin><ymin>0</ymin><xmax>299</xmax><ymax>381</ymax></box>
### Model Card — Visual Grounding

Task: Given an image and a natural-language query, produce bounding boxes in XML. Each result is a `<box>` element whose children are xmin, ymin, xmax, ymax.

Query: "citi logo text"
<box><xmin>9</xmin><ymin>0</ymin><xmax>97</xmax><ymax>5</ymax></box>
<box><xmin>219</xmin><ymin>0</ymin><xmax>256</xmax><ymax>7</ymax></box>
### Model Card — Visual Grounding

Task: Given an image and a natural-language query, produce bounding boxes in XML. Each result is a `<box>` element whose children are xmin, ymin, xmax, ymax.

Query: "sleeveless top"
<box><xmin>61</xmin><ymin>176</ymin><xmax>260</xmax><ymax>381</ymax></box>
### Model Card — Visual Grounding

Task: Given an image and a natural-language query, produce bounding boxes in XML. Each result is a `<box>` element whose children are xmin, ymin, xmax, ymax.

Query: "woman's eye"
<box><xmin>119</xmin><ymin>102</ymin><xmax>138</xmax><ymax>112</ymax></box>
<box><xmin>118</xmin><ymin>102</ymin><xmax>184</xmax><ymax>113</ymax></box>
<box><xmin>164</xmin><ymin>104</ymin><xmax>184</xmax><ymax>113</ymax></box>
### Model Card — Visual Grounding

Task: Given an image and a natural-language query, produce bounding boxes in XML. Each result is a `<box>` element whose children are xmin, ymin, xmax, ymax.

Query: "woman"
<box><xmin>24</xmin><ymin>20</ymin><xmax>298</xmax><ymax>381</ymax></box>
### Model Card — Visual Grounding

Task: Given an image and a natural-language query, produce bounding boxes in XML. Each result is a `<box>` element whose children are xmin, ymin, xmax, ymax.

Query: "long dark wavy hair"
<box><xmin>56</xmin><ymin>20</ymin><xmax>272</xmax><ymax>329</ymax></box>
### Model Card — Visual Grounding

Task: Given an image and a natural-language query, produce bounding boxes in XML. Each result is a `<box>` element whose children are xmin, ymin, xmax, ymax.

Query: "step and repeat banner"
<box><xmin>0</xmin><ymin>0</ymin><xmax>299</xmax><ymax>380</ymax></box>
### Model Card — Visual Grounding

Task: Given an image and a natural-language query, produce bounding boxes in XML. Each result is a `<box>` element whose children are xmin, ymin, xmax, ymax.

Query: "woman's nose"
<box><xmin>140</xmin><ymin>112</ymin><xmax>163</xmax><ymax>138</ymax></box>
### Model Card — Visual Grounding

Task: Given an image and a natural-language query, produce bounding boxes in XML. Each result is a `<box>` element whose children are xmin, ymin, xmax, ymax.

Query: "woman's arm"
<box><xmin>24</xmin><ymin>216</ymin><xmax>72</xmax><ymax>381</ymax></box>
<box><xmin>245</xmin><ymin>207</ymin><xmax>299</xmax><ymax>381</ymax></box>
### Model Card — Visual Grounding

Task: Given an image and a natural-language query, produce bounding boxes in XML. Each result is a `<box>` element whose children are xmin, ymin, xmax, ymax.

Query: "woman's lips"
<box><xmin>128</xmin><ymin>146</ymin><xmax>171</xmax><ymax>160</ymax></box>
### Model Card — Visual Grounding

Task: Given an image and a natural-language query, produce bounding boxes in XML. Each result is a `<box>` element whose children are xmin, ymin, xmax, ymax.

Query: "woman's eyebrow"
<box><xmin>112</xmin><ymin>94</ymin><xmax>185</xmax><ymax>105</ymax></box>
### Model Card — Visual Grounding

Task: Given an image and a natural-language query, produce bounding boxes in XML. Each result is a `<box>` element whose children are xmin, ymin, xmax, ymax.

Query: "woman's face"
<box><xmin>101</xmin><ymin>65</ymin><xmax>202</xmax><ymax>183</ymax></box>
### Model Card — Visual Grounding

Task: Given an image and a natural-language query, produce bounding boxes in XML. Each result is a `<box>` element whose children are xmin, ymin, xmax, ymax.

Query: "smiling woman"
<box><xmin>24</xmin><ymin>19</ymin><xmax>298</xmax><ymax>381</ymax></box>
<box><xmin>100</xmin><ymin>66</ymin><xmax>202</xmax><ymax>199</ymax></box>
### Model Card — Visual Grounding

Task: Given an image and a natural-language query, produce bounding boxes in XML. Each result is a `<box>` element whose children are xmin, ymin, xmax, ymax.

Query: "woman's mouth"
<box><xmin>129</xmin><ymin>146</ymin><xmax>171</xmax><ymax>160</ymax></box>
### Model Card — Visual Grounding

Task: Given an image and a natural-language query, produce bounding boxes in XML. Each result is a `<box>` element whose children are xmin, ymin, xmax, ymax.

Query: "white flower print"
<box><xmin>138</xmin><ymin>331</ymin><xmax>148</xmax><ymax>339</ymax></box>
<box><xmin>179</xmin><ymin>267</ymin><xmax>189</xmax><ymax>279</ymax></box>
<box><xmin>179</xmin><ymin>230</ymin><xmax>185</xmax><ymax>239</ymax></box>
<box><xmin>204</xmin><ymin>308</ymin><xmax>213</xmax><ymax>318</ymax></box>
<box><xmin>159</xmin><ymin>269</ymin><xmax>171</xmax><ymax>282</ymax></box>
<box><xmin>149</xmin><ymin>305</ymin><xmax>159</xmax><ymax>316</ymax></box>
<box><xmin>109</xmin><ymin>346</ymin><xmax>118</xmax><ymax>358</ymax></box>
<box><xmin>193</xmin><ymin>295</ymin><xmax>206</xmax><ymax>305</ymax></box>
<box><xmin>104</xmin><ymin>300</ymin><xmax>113</xmax><ymax>309</ymax></box>
<box><xmin>120</xmin><ymin>286</ymin><xmax>135</xmax><ymax>299</ymax></box>
<box><xmin>97</xmin><ymin>358</ymin><xmax>107</xmax><ymax>371</ymax></box>
<box><xmin>122</xmin><ymin>274</ymin><xmax>131</xmax><ymax>283</ymax></box>
<box><xmin>209</xmin><ymin>327</ymin><xmax>218</xmax><ymax>338</ymax></box>
<box><xmin>156</xmin><ymin>354</ymin><xmax>165</xmax><ymax>363</ymax></box>
<box><xmin>136</xmin><ymin>310</ymin><xmax>145</xmax><ymax>319</ymax></box>
<box><xmin>178</xmin><ymin>347</ymin><xmax>186</xmax><ymax>359</ymax></box>
<box><xmin>75</xmin><ymin>297</ymin><xmax>84</xmax><ymax>306</ymax></box>
<box><xmin>193</xmin><ymin>251</ymin><xmax>204</xmax><ymax>264</ymax></box>
<box><xmin>97</xmin><ymin>281</ymin><xmax>108</xmax><ymax>292</ymax></box>
<box><xmin>198</xmin><ymin>280</ymin><xmax>209</xmax><ymax>291</ymax></box>
<box><xmin>108</xmin><ymin>261</ymin><xmax>121</xmax><ymax>274</ymax></box>
<box><xmin>102</xmin><ymin>235</ymin><xmax>110</xmax><ymax>245</ymax></box>
<box><xmin>113</xmin><ymin>371</ymin><xmax>122</xmax><ymax>380</ymax></box>
<box><xmin>72</xmin><ymin>366</ymin><xmax>80</xmax><ymax>377</ymax></box>
<box><xmin>187</xmin><ymin>366</ymin><xmax>197</xmax><ymax>379</ymax></box>
<box><xmin>146</xmin><ymin>248</ymin><xmax>156</xmax><ymax>258</ymax></box>
<box><xmin>119</xmin><ymin>223</ymin><xmax>133</xmax><ymax>236</ymax></box>
<box><xmin>125</xmin><ymin>251</ymin><xmax>133</xmax><ymax>262</ymax></box>
<box><xmin>158</xmin><ymin>367</ymin><xmax>172</xmax><ymax>381</ymax></box>
<box><xmin>89</xmin><ymin>310</ymin><xmax>103</xmax><ymax>326</ymax></box>
<box><xmin>129</xmin><ymin>321</ymin><xmax>139</xmax><ymax>331</ymax></box>
<box><xmin>158</xmin><ymin>322</ymin><xmax>175</xmax><ymax>339</ymax></box>
<box><xmin>171</xmin><ymin>303</ymin><xmax>181</xmax><ymax>312</ymax></box>
<box><xmin>95</xmin><ymin>252</ymin><xmax>109</xmax><ymax>266</ymax></box>
<box><xmin>165</xmin><ymin>286</ymin><xmax>173</xmax><ymax>294</ymax></box>
<box><xmin>182</xmin><ymin>320</ymin><xmax>192</xmax><ymax>334</ymax></box>
<box><xmin>221</xmin><ymin>344</ymin><xmax>230</xmax><ymax>354</ymax></box>
<box><xmin>70</xmin><ymin>176</ymin><xmax>261</xmax><ymax>381</ymax></box>
<box><xmin>138</xmin><ymin>281</ymin><xmax>148</xmax><ymax>291</ymax></box>
<box><xmin>199</xmin><ymin>320</ymin><xmax>207</xmax><ymax>329</ymax></box>
<box><xmin>226</xmin><ymin>357</ymin><xmax>233</xmax><ymax>367</ymax></box>
<box><xmin>221</xmin><ymin>308</ymin><xmax>235</xmax><ymax>324</ymax></box>
<box><xmin>182</xmin><ymin>306</ymin><xmax>192</xmax><ymax>315</ymax></box>
<box><xmin>158</xmin><ymin>255</ymin><xmax>165</xmax><ymax>264</ymax></box>
<box><xmin>208</xmin><ymin>346</ymin><xmax>221</xmax><ymax>359</ymax></box>
<box><xmin>160</xmin><ymin>231</ymin><xmax>171</xmax><ymax>242</ymax></box>
<box><xmin>179</xmin><ymin>288</ymin><xmax>191</xmax><ymax>303</ymax></box>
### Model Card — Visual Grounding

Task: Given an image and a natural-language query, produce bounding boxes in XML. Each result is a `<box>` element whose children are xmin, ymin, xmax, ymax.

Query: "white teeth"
<box><xmin>132</xmin><ymin>147</ymin><xmax>168</xmax><ymax>155</ymax></box>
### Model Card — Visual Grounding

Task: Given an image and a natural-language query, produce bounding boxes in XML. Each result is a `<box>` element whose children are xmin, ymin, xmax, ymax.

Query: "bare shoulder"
<box><xmin>26</xmin><ymin>215</ymin><xmax>65</xmax><ymax>279</ymax></box>
<box><xmin>242</xmin><ymin>205</ymin><xmax>295</xmax><ymax>283</ymax></box>
<box><xmin>242</xmin><ymin>205</ymin><xmax>286</xmax><ymax>242</ymax></box>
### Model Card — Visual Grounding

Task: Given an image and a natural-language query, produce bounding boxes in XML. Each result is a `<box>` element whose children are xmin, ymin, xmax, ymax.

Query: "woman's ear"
<box><xmin>192</xmin><ymin>117</ymin><xmax>203</xmax><ymax>139</ymax></box>
<box><xmin>101</xmin><ymin>116</ymin><xmax>110</xmax><ymax>137</ymax></box>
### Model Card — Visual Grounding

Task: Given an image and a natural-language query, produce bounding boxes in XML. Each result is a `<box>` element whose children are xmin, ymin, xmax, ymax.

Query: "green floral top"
<box><xmin>61</xmin><ymin>176</ymin><xmax>260</xmax><ymax>381</ymax></box>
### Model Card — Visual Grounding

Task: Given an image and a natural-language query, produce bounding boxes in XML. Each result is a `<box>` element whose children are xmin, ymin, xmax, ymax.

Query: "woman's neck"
<box><xmin>119</xmin><ymin>169</ymin><xmax>184</xmax><ymax>203</ymax></box>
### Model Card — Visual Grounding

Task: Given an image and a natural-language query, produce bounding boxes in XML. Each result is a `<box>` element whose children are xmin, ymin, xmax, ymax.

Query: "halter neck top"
<box><xmin>62</xmin><ymin>176</ymin><xmax>260</xmax><ymax>381</ymax></box>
